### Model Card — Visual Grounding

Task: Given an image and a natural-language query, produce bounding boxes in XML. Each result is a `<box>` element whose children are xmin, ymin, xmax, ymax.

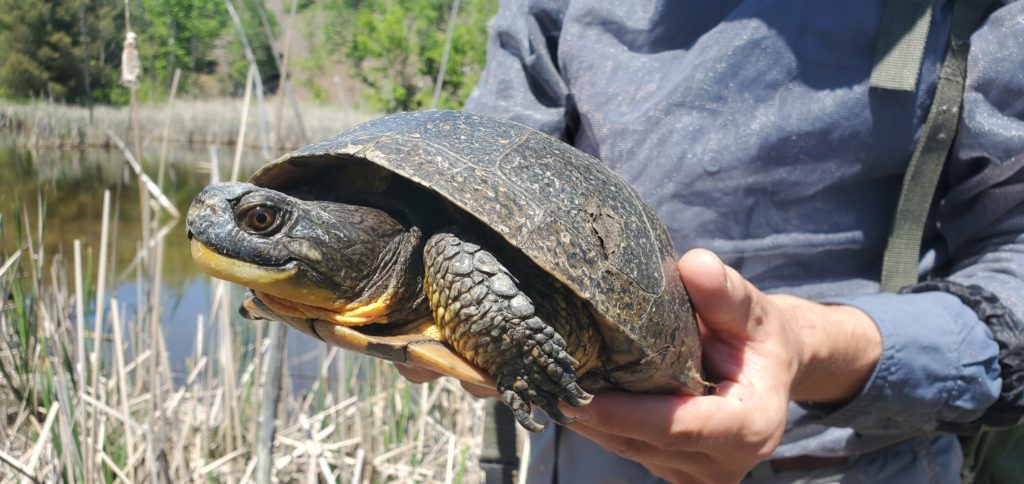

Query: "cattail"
<box><xmin>121</xmin><ymin>31</ymin><xmax>141</xmax><ymax>88</ymax></box>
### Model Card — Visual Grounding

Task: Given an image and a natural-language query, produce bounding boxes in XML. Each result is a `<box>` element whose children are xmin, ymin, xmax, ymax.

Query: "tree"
<box><xmin>324</xmin><ymin>0</ymin><xmax>497</xmax><ymax>112</ymax></box>
<box><xmin>416</xmin><ymin>0</ymin><xmax>494</xmax><ymax>109</ymax></box>
<box><xmin>224</xmin><ymin>0</ymin><xmax>280</xmax><ymax>95</ymax></box>
<box><xmin>137</xmin><ymin>0</ymin><xmax>227</xmax><ymax>91</ymax></box>
<box><xmin>0</xmin><ymin>0</ymin><xmax>120</xmax><ymax>103</ymax></box>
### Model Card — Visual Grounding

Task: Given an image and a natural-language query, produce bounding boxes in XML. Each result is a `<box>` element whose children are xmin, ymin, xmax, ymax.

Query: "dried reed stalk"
<box><xmin>0</xmin><ymin>249</ymin><xmax>21</xmax><ymax>279</ymax></box>
<box><xmin>231</xmin><ymin>64</ymin><xmax>255</xmax><ymax>183</ymax></box>
<box><xmin>24</xmin><ymin>402</ymin><xmax>59</xmax><ymax>475</ymax></box>
<box><xmin>431</xmin><ymin>0</ymin><xmax>462</xmax><ymax>110</ymax></box>
<box><xmin>106</xmin><ymin>130</ymin><xmax>181</xmax><ymax>219</ymax></box>
<box><xmin>0</xmin><ymin>448</ymin><xmax>40</xmax><ymax>483</ymax></box>
<box><xmin>73</xmin><ymin>240</ymin><xmax>86</xmax><ymax>415</ymax></box>
<box><xmin>252</xmin><ymin>1</ymin><xmax>308</xmax><ymax>144</ymax></box>
<box><xmin>223</xmin><ymin>0</ymin><xmax>270</xmax><ymax>160</ymax></box>
<box><xmin>157</xmin><ymin>68</ymin><xmax>182</xmax><ymax>190</ymax></box>
<box><xmin>255</xmin><ymin>323</ymin><xmax>287</xmax><ymax>484</ymax></box>
<box><xmin>273</xmin><ymin>0</ymin><xmax>299</xmax><ymax>154</ymax></box>
<box><xmin>87</xmin><ymin>189</ymin><xmax>111</xmax><ymax>481</ymax></box>
<box><xmin>108</xmin><ymin>302</ymin><xmax>133</xmax><ymax>480</ymax></box>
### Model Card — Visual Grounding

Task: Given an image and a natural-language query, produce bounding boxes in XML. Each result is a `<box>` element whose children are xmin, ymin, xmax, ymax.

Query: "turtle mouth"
<box><xmin>190</xmin><ymin>239</ymin><xmax>301</xmax><ymax>284</ymax></box>
<box><xmin>187</xmin><ymin>181</ymin><xmax>409</xmax><ymax>327</ymax></box>
<box><xmin>190</xmin><ymin>239</ymin><xmax>349</xmax><ymax>311</ymax></box>
<box><xmin>187</xmin><ymin>184</ymin><xmax>351</xmax><ymax>309</ymax></box>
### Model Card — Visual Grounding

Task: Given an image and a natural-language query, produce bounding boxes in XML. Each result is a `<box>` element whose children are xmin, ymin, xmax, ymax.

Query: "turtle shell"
<box><xmin>249</xmin><ymin>110</ymin><xmax>705</xmax><ymax>395</ymax></box>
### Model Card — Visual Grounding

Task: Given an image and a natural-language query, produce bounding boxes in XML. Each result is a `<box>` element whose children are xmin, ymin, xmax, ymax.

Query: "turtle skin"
<box><xmin>423</xmin><ymin>231</ymin><xmax>599</xmax><ymax>430</ymax></box>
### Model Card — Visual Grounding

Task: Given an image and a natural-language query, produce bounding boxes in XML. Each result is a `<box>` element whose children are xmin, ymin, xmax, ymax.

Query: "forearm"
<box><xmin>773</xmin><ymin>285</ymin><xmax>1012</xmax><ymax>435</ymax></box>
<box><xmin>797</xmin><ymin>219</ymin><xmax>1024</xmax><ymax>432</ymax></box>
<box><xmin>796</xmin><ymin>292</ymin><xmax>1002</xmax><ymax>433</ymax></box>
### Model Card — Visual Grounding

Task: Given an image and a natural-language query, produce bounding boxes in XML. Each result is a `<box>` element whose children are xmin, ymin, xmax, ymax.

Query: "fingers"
<box><xmin>678</xmin><ymin>249</ymin><xmax>758</xmax><ymax>339</ymax></box>
<box><xmin>567</xmin><ymin>393</ymin><xmax>769</xmax><ymax>484</ymax></box>
<box><xmin>644</xmin><ymin>464</ymin><xmax>708</xmax><ymax>484</ymax></box>
<box><xmin>568</xmin><ymin>425</ymin><xmax>735</xmax><ymax>484</ymax></box>
<box><xmin>560</xmin><ymin>391</ymin><xmax>740</xmax><ymax>450</ymax></box>
<box><xmin>568</xmin><ymin>424</ymin><xmax>712</xmax><ymax>469</ymax></box>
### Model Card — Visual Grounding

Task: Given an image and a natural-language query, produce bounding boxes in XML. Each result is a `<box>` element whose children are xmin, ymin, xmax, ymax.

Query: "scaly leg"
<box><xmin>423</xmin><ymin>232</ymin><xmax>593</xmax><ymax>431</ymax></box>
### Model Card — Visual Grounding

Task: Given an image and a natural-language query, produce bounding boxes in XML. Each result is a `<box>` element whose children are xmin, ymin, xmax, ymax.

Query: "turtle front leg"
<box><xmin>423</xmin><ymin>232</ymin><xmax>593</xmax><ymax>431</ymax></box>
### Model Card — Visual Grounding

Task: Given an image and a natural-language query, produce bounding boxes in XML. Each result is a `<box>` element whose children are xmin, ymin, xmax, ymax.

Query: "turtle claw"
<box><xmin>502</xmin><ymin>389</ymin><xmax>546</xmax><ymax>432</ymax></box>
<box><xmin>561</xmin><ymin>381</ymin><xmax>593</xmax><ymax>407</ymax></box>
<box><xmin>486</xmin><ymin>315</ymin><xmax>594</xmax><ymax>432</ymax></box>
<box><xmin>497</xmin><ymin>348</ymin><xmax>592</xmax><ymax>432</ymax></box>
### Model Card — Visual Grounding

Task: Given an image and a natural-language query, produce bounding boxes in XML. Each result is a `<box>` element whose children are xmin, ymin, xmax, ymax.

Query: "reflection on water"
<box><xmin>0</xmin><ymin>140</ymin><xmax>322</xmax><ymax>381</ymax></box>
<box><xmin>0</xmin><ymin>141</ymin><xmax>209</xmax><ymax>286</ymax></box>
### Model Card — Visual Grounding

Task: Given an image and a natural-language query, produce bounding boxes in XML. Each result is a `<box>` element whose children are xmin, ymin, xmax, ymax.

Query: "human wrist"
<box><xmin>784</xmin><ymin>298</ymin><xmax>881</xmax><ymax>403</ymax></box>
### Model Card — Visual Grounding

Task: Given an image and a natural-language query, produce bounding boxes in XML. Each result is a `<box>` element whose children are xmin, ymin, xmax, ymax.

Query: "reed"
<box><xmin>0</xmin><ymin>99</ymin><xmax>378</xmax><ymax>153</ymax></box>
<box><xmin>0</xmin><ymin>142</ymin><xmax>487</xmax><ymax>483</ymax></box>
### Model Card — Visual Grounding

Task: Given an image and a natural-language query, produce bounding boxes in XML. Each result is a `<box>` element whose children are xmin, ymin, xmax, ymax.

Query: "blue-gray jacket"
<box><xmin>463</xmin><ymin>0</ymin><xmax>1024</xmax><ymax>482</ymax></box>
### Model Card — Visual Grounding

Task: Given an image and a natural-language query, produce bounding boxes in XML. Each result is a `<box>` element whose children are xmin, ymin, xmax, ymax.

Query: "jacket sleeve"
<box><xmin>807</xmin><ymin>2</ymin><xmax>1024</xmax><ymax>433</ymax></box>
<box><xmin>463</xmin><ymin>0</ymin><xmax>572</xmax><ymax>139</ymax></box>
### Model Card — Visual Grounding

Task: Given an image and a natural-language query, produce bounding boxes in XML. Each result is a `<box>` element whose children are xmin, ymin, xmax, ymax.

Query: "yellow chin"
<box><xmin>191</xmin><ymin>239</ymin><xmax>341</xmax><ymax>309</ymax></box>
<box><xmin>191</xmin><ymin>239</ymin><xmax>298</xmax><ymax>284</ymax></box>
<box><xmin>255</xmin><ymin>290</ymin><xmax>395</xmax><ymax>327</ymax></box>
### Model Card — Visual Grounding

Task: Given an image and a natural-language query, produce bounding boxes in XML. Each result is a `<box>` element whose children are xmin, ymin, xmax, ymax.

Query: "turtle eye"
<box><xmin>239</xmin><ymin>206</ymin><xmax>282</xmax><ymax>235</ymax></box>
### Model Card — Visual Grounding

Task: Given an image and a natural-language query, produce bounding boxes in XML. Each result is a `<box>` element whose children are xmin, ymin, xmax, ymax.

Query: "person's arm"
<box><xmin>561</xmin><ymin>5</ymin><xmax>1024</xmax><ymax>482</ymax></box>
<box><xmin>798</xmin><ymin>0</ymin><xmax>1024</xmax><ymax>433</ymax></box>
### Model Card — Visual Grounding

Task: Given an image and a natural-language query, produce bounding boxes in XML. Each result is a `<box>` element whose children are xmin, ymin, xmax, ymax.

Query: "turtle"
<box><xmin>186</xmin><ymin>110</ymin><xmax>707</xmax><ymax>431</ymax></box>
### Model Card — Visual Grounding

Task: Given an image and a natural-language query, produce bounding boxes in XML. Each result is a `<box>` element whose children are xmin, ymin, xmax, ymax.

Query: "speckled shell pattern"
<box><xmin>250</xmin><ymin>110</ymin><xmax>705</xmax><ymax>395</ymax></box>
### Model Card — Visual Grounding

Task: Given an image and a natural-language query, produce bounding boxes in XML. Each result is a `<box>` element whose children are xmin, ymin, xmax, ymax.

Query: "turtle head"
<box><xmin>187</xmin><ymin>182</ymin><xmax>413</xmax><ymax>321</ymax></box>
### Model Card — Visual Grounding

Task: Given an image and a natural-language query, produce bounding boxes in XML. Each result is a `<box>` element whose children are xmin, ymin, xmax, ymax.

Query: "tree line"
<box><xmin>0</xmin><ymin>0</ymin><xmax>496</xmax><ymax>112</ymax></box>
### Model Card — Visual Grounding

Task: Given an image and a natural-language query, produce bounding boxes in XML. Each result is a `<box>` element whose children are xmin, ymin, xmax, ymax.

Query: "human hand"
<box><xmin>559</xmin><ymin>249</ymin><xmax>881</xmax><ymax>483</ymax></box>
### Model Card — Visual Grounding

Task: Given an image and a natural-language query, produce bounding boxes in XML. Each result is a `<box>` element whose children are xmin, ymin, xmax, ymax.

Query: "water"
<box><xmin>0</xmin><ymin>140</ymin><xmax>324</xmax><ymax>383</ymax></box>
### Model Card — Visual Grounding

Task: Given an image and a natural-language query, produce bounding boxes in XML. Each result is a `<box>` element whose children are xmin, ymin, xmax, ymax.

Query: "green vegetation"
<box><xmin>0</xmin><ymin>0</ymin><xmax>119</xmax><ymax>102</ymax></box>
<box><xmin>135</xmin><ymin>0</ymin><xmax>230</xmax><ymax>95</ymax></box>
<box><xmin>0</xmin><ymin>0</ymin><xmax>276</xmax><ymax>104</ymax></box>
<box><xmin>0</xmin><ymin>0</ymin><xmax>497</xmax><ymax>112</ymax></box>
<box><xmin>321</xmin><ymin>0</ymin><xmax>497</xmax><ymax>112</ymax></box>
<box><xmin>223</xmin><ymin>0</ymin><xmax>280</xmax><ymax>95</ymax></box>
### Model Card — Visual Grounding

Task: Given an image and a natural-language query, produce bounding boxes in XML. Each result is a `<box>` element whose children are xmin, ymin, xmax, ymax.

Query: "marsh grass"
<box><xmin>0</xmin><ymin>141</ymin><xmax>487</xmax><ymax>482</ymax></box>
<box><xmin>0</xmin><ymin>99</ymin><xmax>378</xmax><ymax>153</ymax></box>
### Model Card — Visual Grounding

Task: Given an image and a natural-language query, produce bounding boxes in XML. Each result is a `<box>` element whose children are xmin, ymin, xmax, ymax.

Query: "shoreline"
<box><xmin>0</xmin><ymin>99</ymin><xmax>379</xmax><ymax>152</ymax></box>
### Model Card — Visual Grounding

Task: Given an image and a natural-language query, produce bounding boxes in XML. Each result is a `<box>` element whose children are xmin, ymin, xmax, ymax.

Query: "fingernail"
<box><xmin>558</xmin><ymin>403</ymin><xmax>592</xmax><ymax>423</ymax></box>
<box><xmin>714</xmin><ymin>255</ymin><xmax>731</xmax><ymax>289</ymax></box>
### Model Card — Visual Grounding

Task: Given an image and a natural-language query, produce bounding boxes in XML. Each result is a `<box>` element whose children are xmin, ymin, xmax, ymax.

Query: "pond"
<box><xmin>0</xmin><ymin>140</ymin><xmax>325</xmax><ymax>383</ymax></box>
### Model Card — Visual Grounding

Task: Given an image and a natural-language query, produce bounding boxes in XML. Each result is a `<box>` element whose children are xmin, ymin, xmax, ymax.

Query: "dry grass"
<box><xmin>0</xmin><ymin>132</ymin><xmax>489</xmax><ymax>482</ymax></box>
<box><xmin>0</xmin><ymin>99</ymin><xmax>379</xmax><ymax>153</ymax></box>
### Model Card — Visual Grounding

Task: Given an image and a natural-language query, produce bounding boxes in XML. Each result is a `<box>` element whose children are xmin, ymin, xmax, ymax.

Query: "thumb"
<box><xmin>678</xmin><ymin>249</ymin><xmax>758</xmax><ymax>340</ymax></box>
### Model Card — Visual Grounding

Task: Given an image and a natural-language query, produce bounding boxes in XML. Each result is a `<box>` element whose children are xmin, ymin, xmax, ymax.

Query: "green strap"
<box><xmin>479</xmin><ymin>400</ymin><xmax>519</xmax><ymax>483</ymax></box>
<box><xmin>871</xmin><ymin>0</ymin><xmax>934</xmax><ymax>92</ymax></box>
<box><xmin>969</xmin><ymin>426</ymin><xmax>1024</xmax><ymax>483</ymax></box>
<box><xmin>879</xmin><ymin>0</ymin><xmax>996</xmax><ymax>292</ymax></box>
